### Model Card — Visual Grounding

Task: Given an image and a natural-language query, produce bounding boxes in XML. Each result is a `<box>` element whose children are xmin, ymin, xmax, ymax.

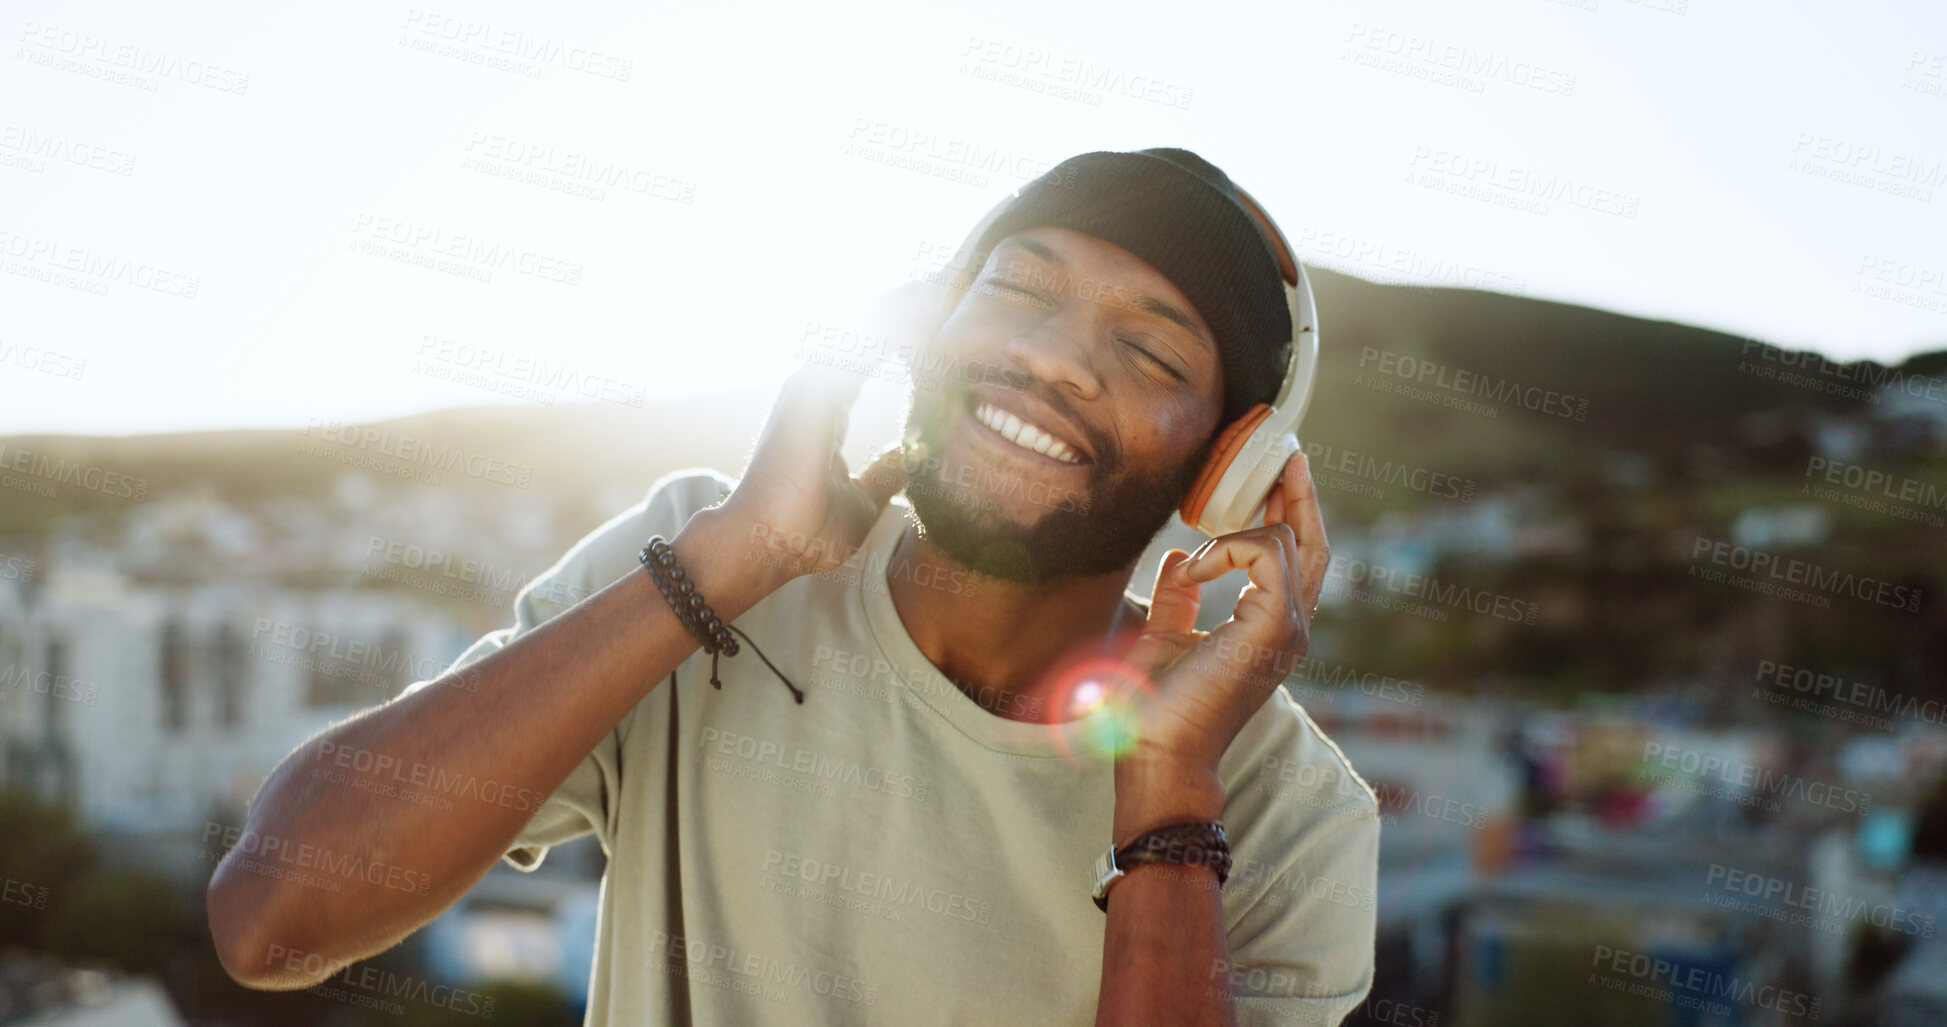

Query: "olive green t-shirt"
<box><xmin>406</xmin><ymin>469</ymin><xmax>1379</xmax><ymax>1025</ymax></box>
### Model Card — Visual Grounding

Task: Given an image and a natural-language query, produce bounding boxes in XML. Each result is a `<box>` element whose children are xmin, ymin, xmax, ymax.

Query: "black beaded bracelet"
<box><xmin>638</xmin><ymin>535</ymin><xmax>805</xmax><ymax>703</ymax></box>
<box><xmin>639</xmin><ymin>535</ymin><xmax>737</xmax><ymax>656</ymax></box>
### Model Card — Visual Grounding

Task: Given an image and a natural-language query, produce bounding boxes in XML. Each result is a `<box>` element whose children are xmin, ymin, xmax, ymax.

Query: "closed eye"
<box><xmin>981</xmin><ymin>280</ymin><xmax>1048</xmax><ymax>305</ymax></box>
<box><xmin>1121</xmin><ymin>339</ymin><xmax>1185</xmax><ymax>382</ymax></box>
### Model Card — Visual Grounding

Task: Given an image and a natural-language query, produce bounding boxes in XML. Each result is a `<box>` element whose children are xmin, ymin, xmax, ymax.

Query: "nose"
<box><xmin>1001</xmin><ymin>305</ymin><xmax>1102</xmax><ymax>402</ymax></box>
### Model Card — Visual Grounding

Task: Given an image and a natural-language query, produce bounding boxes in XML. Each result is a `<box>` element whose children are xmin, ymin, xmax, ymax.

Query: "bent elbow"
<box><xmin>206</xmin><ymin>864</ymin><xmax>327</xmax><ymax>990</ymax></box>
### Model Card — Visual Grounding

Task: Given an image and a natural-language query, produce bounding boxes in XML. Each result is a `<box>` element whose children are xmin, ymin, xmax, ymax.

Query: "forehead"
<box><xmin>987</xmin><ymin>226</ymin><xmax>1214</xmax><ymax>350</ymax></box>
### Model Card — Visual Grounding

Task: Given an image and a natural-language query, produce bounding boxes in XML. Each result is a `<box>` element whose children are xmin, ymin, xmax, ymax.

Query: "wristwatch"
<box><xmin>1090</xmin><ymin>820</ymin><xmax>1231</xmax><ymax>912</ymax></box>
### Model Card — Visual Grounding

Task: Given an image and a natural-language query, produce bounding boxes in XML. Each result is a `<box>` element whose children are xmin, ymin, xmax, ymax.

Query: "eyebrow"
<box><xmin>1004</xmin><ymin>237</ymin><xmax>1214</xmax><ymax>354</ymax></box>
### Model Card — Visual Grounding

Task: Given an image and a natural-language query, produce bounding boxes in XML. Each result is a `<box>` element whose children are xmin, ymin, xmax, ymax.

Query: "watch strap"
<box><xmin>1092</xmin><ymin>820</ymin><xmax>1231</xmax><ymax>912</ymax></box>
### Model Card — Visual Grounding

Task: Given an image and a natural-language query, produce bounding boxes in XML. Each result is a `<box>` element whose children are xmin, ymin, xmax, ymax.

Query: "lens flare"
<box><xmin>1040</xmin><ymin>630</ymin><xmax>1156</xmax><ymax>758</ymax></box>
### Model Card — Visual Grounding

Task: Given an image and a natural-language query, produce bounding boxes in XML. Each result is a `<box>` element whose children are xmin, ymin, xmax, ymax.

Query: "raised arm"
<box><xmin>206</xmin><ymin>505</ymin><xmax>780</xmax><ymax>988</ymax></box>
<box><xmin>207</xmin><ymin>361</ymin><xmax>909</xmax><ymax>990</ymax></box>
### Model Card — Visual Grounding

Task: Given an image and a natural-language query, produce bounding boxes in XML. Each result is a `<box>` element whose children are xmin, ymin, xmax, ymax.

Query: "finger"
<box><xmin>855</xmin><ymin>444</ymin><xmax>908</xmax><ymax>509</ymax></box>
<box><xmin>1178</xmin><ymin>532</ymin><xmax>1301</xmax><ymax>663</ymax></box>
<box><xmin>862</xmin><ymin>279</ymin><xmax>954</xmax><ymax>354</ymax></box>
<box><xmin>1174</xmin><ymin>532</ymin><xmax>1286</xmax><ymax>592</ymax></box>
<box><xmin>749</xmin><ymin>360</ymin><xmax>868</xmax><ymax>478</ymax></box>
<box><xmin>1276</xmin><ymin>451</ymin><xmax>1330</xmax><ymax>613</ymax></box>
<box><xmin>1146</xmin><ymin>550</ymin><xmax>1200</xmax><ymax>636</ymax></box>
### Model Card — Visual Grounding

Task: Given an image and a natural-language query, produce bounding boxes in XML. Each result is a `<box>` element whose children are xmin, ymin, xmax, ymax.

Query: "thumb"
<box><xmin>856</xmin><ymin>444</ymin><xmax>907</xmax><ymax>509</ymax></box>
<box><xmin>1123</xmin><ymin>629</ymin><xmax>1197</xmax><ymax>677</ymax></box>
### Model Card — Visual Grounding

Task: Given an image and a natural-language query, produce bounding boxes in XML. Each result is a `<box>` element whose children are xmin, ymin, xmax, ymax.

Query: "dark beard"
<box><xmin>897</xmin><ymin>387</ymin><xmax>1207</xmax><ymax>584</ymax></box>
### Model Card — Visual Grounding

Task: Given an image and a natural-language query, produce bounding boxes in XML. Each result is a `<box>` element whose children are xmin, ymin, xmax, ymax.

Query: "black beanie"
<box><xmin>965</xmin><ymin>147</ymin><xmax>1292</xmax><ymax>428</ymax></box>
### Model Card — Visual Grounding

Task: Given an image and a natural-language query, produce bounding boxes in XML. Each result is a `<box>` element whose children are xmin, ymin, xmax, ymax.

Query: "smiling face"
<box><xmin>898</xmin><ymin>225</ymin><xmax>1226</xmax><ymax>583</ymax></box>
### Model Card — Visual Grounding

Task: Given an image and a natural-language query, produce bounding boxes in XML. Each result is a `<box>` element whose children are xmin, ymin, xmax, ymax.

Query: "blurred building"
<box><xmin>0</xmin><ymin>560</ymin><xmax>464</xmax><ymax>880</ymax></box>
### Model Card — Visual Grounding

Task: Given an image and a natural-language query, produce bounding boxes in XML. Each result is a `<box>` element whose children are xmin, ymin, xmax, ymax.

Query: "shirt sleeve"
<box><xmin>396</xmin><ymin>468</ymin><xmax>735</xmax><ymax>871</ymax></box>
<box><xmin>1222</xmin><ymin>717</ymin><xmax>1383</xmax><ymax>1027</ymax></box>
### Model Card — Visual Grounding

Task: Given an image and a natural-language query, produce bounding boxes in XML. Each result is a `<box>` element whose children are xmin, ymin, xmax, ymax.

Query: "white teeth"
<box><xmin>974</xmin><ymin>402</ymin><xmax>1081</xmax><ymax>464</ymax></box>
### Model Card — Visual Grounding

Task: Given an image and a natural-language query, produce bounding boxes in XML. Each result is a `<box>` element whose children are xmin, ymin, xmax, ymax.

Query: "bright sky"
<box><xmin>3</xmin><ymin>0</ymin><xmax>1944</xmax><ymax>437</ymax></box>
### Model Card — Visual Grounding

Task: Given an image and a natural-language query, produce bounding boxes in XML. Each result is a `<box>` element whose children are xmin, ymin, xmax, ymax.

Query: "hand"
<box><xmin>1115</xmin><ymin>451</ymin><xmax>1331</xmax><ymax>779</ymax></box>
<box><xmin>709</xmin><ymin>281</ymin><xmax>952</xmax><ymax>585</ymax></box>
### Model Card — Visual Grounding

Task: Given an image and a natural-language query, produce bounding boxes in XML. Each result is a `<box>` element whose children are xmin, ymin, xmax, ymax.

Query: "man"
<box><xmin>208</xmin><ymin>147</ymin><xmax>1380</xmax><ymax>1026</ymax></box>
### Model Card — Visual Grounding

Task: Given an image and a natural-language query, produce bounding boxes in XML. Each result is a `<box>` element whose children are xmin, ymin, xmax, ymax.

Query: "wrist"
<box><xmin>1112</xmin><ymin>755</ymin><xmax>1225</xmax><ymax>843</ymax></box>
<box><xmin>667</xmin><ymin>508</ymin><xmax>791</xmax><ymax>623</ymax></box>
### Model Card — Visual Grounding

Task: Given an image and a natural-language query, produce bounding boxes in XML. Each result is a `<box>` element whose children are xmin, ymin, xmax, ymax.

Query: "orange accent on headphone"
<box><xmin>1179</xmin><ymin>402</ymin><xmax>1273</xmax><ymax>528</ymax></box>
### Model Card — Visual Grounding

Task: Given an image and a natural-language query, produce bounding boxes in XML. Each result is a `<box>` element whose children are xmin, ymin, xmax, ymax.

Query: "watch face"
<box><xmin>1091</xmin><ymin>847</ymin><xmax>1121</xmax><ymax>902</ymax></box>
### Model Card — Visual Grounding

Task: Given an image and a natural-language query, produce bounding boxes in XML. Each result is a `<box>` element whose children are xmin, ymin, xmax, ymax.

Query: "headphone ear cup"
<box><xmin>1179</xmin><ymin>404</ymin><xmax>1274</xmax><ymax>532</ymax></box>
